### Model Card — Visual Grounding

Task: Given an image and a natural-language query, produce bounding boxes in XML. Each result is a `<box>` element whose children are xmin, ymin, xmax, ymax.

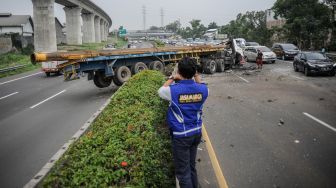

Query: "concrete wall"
<box><xmin>0</xmin><ymin>35</ymin><xmax>12</xmax><ymax>54</ymax></box>
<box><xmin>23</xmin><ymin>22</ymin><xmax>34</xmax><ymax>36</ymax></box>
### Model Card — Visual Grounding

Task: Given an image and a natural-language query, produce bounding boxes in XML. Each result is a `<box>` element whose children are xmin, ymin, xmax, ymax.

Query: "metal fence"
<box><xmin>0</xmin><ymin>64</ymin><xmax>28</xmax><ymax>74</ymax></box>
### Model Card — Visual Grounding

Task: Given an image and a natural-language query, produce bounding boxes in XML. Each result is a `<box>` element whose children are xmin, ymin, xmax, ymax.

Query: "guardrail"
<box><xmin>0</xmin><ymin>64</ymin><xmax>28</xmax><ymax>74</ymax></box>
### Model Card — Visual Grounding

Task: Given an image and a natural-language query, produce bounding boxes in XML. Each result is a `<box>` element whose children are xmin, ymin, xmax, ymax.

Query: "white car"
<box><xmin>244</xmin><ymin>46</ymin><xmax>277</xmax><ymax>63</ymax></box>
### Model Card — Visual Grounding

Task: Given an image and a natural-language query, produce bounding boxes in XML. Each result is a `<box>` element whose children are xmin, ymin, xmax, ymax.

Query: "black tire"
<box><xmin>272</xmin><ymin>60</ymin><xmax>275</xmax><ymax>64</ymax></box>
<box><xmin>329</xmin><ymin>70</ymin><xmax>335</xmax><ymax>76</ymax></box>
<box><xmin>216</xmin><ymin>59</ymin><xmax>225</xmax><ymax>72</ymax></box>
<box><xmin>113</xmin><ymin>66</ymin><xmax>132</xmax><ymax>86</ymax></box>
<box><xmin>203</xmin><ymin>60</ymin><xmax>216</xmax><ymax>74</ymax></box>
<box><xmin>304</xmin><ymin>67</ymin><xmax>311</xmax><ymax>76</ymax></box>
<box><xmin>45</xmin><ymin>72</ymin><xmax>50</xmax><ymax>77</ymax></box>
<box><xmin>149</xmin><ymin>61</ymin><xmax>164</xmax><ymax>72</ymax></box>
<box><xmin>93</xmin><ymin>71</ymin><xmax>112</xmax><ymax>88</ymax></box>
<box><xmin>131</xmin><ymin>62</ymin><xmax>148</xmax><ymax>74</ymax></box>
<box><xmin>294</xmin><ymin>63</ymin><xmax>299</xmax><ymax>72</ymax></box>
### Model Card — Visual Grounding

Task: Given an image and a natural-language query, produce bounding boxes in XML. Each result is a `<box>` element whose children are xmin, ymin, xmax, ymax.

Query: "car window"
<box><xmin>281</xmin><ymin>44</ymin><xmax>299</xmax><ymax>50</ymax></box>
<box><xmin>257</xmin><ymin>46</ymin><xmax>272</xmax><ymax>52</ymax></box>
<box><xmin>306</xmin><ymin>52</ymin><xmax>326</xmax><ymax>60</ymax></box>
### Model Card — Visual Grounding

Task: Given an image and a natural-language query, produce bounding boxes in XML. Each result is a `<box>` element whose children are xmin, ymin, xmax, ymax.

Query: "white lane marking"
<box><xmin>0</xmin><ymin>92</ymin><xmax>19</xmax><ymax>100</ymax></box>
<box><xmin>291</xmin><ymin>75</ymin><xmax>305</xmax><ymax>80</ymax></box>
<box><xmin>303</xmin><ymin>112</ymin><xmax>336</xmax><ymax>132</ymax></box>
<box><xmin>30</xmin><ymin>90</ymin><xmax>66</xmax><ymax>109</ymax></box>
<box><xmin>233</xmin><ymin>73</ymin><xmax>250</xmax><ymax>83</ymax></box>
<box><xmin>0</xmin><ymin>72</ymin><xmax>42</xmax><ymax>86</ymax></box>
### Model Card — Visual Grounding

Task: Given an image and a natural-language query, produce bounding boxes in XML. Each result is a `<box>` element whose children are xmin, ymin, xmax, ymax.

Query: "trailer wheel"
<box><xmin>149</xmin><ymin>61</ymin><xmax>164</xmax><ymax>72</ymax></box>
<box><xmin>131</xmin><ymin>62</ymin><xmax>148</xmax><ymax>74</ymax></box>
<box><xmin>45</xmin><ymin>72</ymin><xmax>51</xmax><ymax>77</ymax></box>
<box><xmin>216</xmin><ymin>59</ymin><xmax>225</xmax><ymax>72</ymax></box>
<box><xmin>113</xmin><ymin>66</ymin><xmax>132</xmax><ymax>86</ymax></box>
<box><xmin>93</xmin><ymin>71</ymin><xmax>112</xmax><ymax>88</ymax></box>
<box><xmin>204</xmin><ymin>60</ymin><xmax>216</xmax><ymax>74</ymax></box>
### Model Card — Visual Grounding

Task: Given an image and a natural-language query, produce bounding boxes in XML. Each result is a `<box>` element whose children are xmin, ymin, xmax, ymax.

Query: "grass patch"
<box><xmin>0</xmin><ymin>52</ymin><xmax>39</xmax><ymax>78</ymax></box>
<box><xmin>58</xmin><ymin>36</ymin><xmax>127</xmax><ymax>51</ymax></box>
<box><xmin>41</xmin><ymin>70</ymin><xmax>174</xmax><ymax>187</ymax></box>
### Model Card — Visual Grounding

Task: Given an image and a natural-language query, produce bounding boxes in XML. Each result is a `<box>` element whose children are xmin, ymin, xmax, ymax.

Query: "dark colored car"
<box><xmin>272</xmin><ymin>43</ymin><xmax>300</xmax><ymax>60</ymax></box>
<box><xmin>293</xmin><ymin>52</ymin><xmax>335</xmax><ymax>76</ymax></box>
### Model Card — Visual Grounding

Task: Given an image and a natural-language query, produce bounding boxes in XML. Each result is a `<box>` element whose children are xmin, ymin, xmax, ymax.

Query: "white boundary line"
<box><xmin>0</xmin><ymin>72</ymin><xmax>42</xmax><ymax>86</ymax></box>
<box><xmin>24</xmin><ymin>84</ymin><xmax>125</xmax><ymax>188</ymax></box>
<box><xmin>0</xmin><ymin>92</ymin><xmax>19</xmax><ymax>100</ymax></box>
<box><xmin>30</xmin><ymin>90</ymin><xmax>66</xmax><ymax>109</ymax></box>
<box><xmin>303</xmin><ymin>112</ymin><xmax>336</xmax><ymax>132</ymax></box>
<box><xmin>232</xmin><ymin>73</ymin><xmax>250</xmax><ymax>83</ymax></box>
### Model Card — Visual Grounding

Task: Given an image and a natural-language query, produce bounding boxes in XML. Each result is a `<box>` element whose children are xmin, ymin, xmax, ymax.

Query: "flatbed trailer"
<box><xmin>31</xmin><ymin>45</ymin><xmax>237</xmax><ymax>88</ymax></box>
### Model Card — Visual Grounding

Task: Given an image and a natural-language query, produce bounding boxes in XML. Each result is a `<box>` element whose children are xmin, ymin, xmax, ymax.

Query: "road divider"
<box><xmin>0</xmin><ymin>72</ymin><xmax>42</xmax><ymax>86</ymax></box>
<box><xmin>0</xmin><ymin>92</ymin><xmax>19</xmax><ymax>100</ymax></box>
<box><xmin>303</xmin><ymin>112</ymin><xmax>336</xmax><ymax>132</ymax></box>
<box><xmin>30</xmin><ymin>90</ymin><xmax>66</xmax><ymax>109</ymax></box>
<box><xmin>27</xmin><ymin>71</ymin><xmax>174</xmax><ymax>187</ymax></box>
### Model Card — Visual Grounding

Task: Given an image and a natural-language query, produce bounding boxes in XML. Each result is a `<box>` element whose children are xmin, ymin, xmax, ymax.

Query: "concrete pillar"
<box><xmin>100</xmin><ymin>19</ymin><xmax>105</xmax><ymax>41</ymax></box>
<box><xmin>105</xmin><ymin>23</ymin><xmax>109</xmax><ymax>41</ymax></box>
<box><xmin>64</xmin><ymin>6</ymin><xmax>82</xmax><ymax>45</ymax></box>
<box><xmin>82</xmin><ymin>13</ymin><xmax>95</xmax><ymax>43</ymax></box>
<box><xmin>94</xmin><ymin>16</ymin><xmax>101</xmax><ymax>42</ymax></box>
<box><xmin>32</xmin><ymin>0</ymin><xmax>57</xmax><ymax>52</ymax></box>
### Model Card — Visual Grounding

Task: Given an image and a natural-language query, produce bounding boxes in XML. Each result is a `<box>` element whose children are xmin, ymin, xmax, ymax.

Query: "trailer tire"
<box><xmin>131</xmin><ymin>62</ymin><xmax>148</xmax><ymax>74</ymax></box>
<box><xmin>113</xmin><ymin>66</ymin><xmax>132</xmax><ymax>86</ymax></box>
<box><xmin>204</xmin><ymin>60</ymin><xmax>216</xmax><ymax>74</ymax></box>
<box><xmin>93</xmin><ymin>72</ymin><xmax>112</xmax><ymax>88</ymax></box>
<box><xmin>149</xmin><ymin>61</ymin><xmax>164</xmax><ymax>72</ymax></box>
<box><xmin>45</xmin><ymin>72</ymin><xmax>51</xmax><ymax>77</ymax></box>
<box><xmin>216</xmin><ymin>59</ymin><xmax>225</xmax><ymax>72</ymax></box>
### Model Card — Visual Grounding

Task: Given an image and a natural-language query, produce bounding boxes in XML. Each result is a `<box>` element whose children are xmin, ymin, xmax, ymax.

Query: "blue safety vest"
<box><xmin>167</xmin><ymin>80</ymin><xmax>208</xmax><ymax>138</ymax></box>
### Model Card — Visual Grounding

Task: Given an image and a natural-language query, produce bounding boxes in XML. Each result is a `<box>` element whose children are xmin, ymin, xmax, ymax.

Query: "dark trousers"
<box><xmin>172</xmin><ymin>134</ymin><xmax>202</xmax><ymax>188</ymax></box>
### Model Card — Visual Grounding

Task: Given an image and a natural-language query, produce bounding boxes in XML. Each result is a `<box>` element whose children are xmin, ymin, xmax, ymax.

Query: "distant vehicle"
<box><xmin>244</xmin><ymin>46</ymin><xmax>277</xmax><ymax>63</ymax></box>
<box><xmin>272</xmin><ymin>43</ymin><xmax>300</xmax><ymax>60</ymax></box>
<box><xmin>41</xmin><ymin>61</ymin><xmax>65</xmax><ymax>77</ymax></box>
<box><xmin>293</xmin><ymin>51</ymin><xmax>335</xmax><ymax>76</ymax></box>
<box><xmin>245</xmin><ymin>42</ymin><xmax>260</xmax><ymax>46</ymax></box>
<box><xmin>103</xmin><ymin>44</ymin><xmax>116</xmax><ymax>50</ymax></box>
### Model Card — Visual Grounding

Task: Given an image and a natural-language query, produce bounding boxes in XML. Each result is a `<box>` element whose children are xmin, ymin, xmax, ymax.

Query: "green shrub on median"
<box><xmin>41</xmin><ymin>70</ymin><xmax>175</xmax><ymax>187</ymax></box>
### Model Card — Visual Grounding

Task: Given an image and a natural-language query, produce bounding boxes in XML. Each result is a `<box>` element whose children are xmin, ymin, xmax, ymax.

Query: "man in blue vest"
<box><xmin>158</xmin><ymin>57</ymin><xmax>208</xmax><ymax>188</ymax></box>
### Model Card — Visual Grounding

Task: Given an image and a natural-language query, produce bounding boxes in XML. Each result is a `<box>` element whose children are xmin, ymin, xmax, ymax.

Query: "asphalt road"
<box><xmin>201</xmin><ymin>60</ymin><xmax>336</xmax><ymax>188</ymax></box>
<box><xmin>0</xmin><ymin>70</ymin><xmax>115</xmax><ymax>188</ymax></box>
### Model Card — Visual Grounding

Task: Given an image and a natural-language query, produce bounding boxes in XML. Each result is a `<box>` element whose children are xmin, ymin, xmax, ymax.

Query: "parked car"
<box><xmin>272</xmin><ymin>43</ymin><xmax>300</xmax><ymax>60</ymax></box>
<box><xmin>293</xmin><ymin>52</ymin><xmax>335</xmax><ymax>76</ymax></box>
<box><xmin>244</xmin><ymin>46</ymin><xmax>277</xmax><ymax>63</ymax></box>
<box><xmin>245</xmin><ymin>42</ymin><xmax>260</xmax><ymax>46</ymax></box>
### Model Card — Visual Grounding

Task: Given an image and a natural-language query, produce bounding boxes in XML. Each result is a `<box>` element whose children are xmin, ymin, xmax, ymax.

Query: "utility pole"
<box><xmin>142</xmin><ymin>5</ymin><xmax>146</xmax><ymax>30</ymax></box>
<box><xmin>160</xmin><ymin>8</ymin><xmax>164</xmax><ymax>28</ymax></box>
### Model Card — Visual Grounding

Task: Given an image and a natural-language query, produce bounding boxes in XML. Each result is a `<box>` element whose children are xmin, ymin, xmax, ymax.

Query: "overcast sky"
<box><xmin>0</xmin><ymin>0</ymin><xmax>276</xmax><ymax>30</ymax></box>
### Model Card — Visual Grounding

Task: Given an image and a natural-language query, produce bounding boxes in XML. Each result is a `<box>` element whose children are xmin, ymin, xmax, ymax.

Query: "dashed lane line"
<box><xmin>0</xmin><ymin>72</ymin><xmax>42</xmax><ymax>86</ymax></box>
<box><xmin>303</xmin><ymin>112</ymin><xmax>336</xmax><ymax>132</ymax></box>
<box><xmin>30</xmin><ymin>90</ymin><xmax>66</xmax><ymax>109</ymax></box>
<box><xmin>203</xmin><ymin>124</ymin><xmax>229</xmax><ymax>188</ymax></box>
<box><xmin>0</xmin><ymin>92</ymin><xmax>19</xmax><ymax>100</ymax></box>
<box><xmin>232</xmin><ymin>73</ymin><xmax>250</xmax><ymax>83</ymax></box>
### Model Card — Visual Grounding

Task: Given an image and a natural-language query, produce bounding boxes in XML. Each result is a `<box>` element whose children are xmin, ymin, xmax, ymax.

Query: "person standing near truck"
<box><xmin>256</xmin><ymin>49</ymin><xmax>263</xmax><ymax>69</ymax></box>
<box><xmin>158</xmin><ymin>57</ymin><xmax>208</xmax><ymax>188</ymax></box>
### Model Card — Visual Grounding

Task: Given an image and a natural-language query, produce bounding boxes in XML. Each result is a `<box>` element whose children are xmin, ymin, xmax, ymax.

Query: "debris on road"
<box><xmin>319</xmin><ymin>97</ymin><xmax>325</xmax><ymax>101</ymax></box>
<box><xmin>294</xmin><ymin>140</ymin><xmax>300</xmax><ymax>144</ymax></box>
<box><xmin>227</xmin><ymin>96</ymin><xmax>233</xmax><ymax>99</ymax></box>
<box><xmin>279</xmin><ymin>119</ymin><xmax>285</xmax><ymax>125</ymax></box>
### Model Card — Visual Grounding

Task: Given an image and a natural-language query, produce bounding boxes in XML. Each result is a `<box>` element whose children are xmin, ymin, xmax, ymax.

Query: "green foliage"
<box><xmin>272</xmin><ymin>0</ymin><xmax>332</xmax><ymax>49</ymax></box>
<box><xmin>208</xmin><ymin>22</ymin><xmax>219</xmax><ymax>29</ymax></box>
<box><xmin>165</xmin><ymin>20</ymin><xmax>181</xmax><ymax>33</ymax></box>
<box><xmin>0</xmin><ymin>52</ymin><xmax>39</xmax><ymax>78</ymax></box>
<box><xmin>220</xmin><ymin>11</ymin><xmax>272</xmax><ymax>45</ymax></box>
<box><xmin>41</xmin><ymin>70</ymin><xmax>175</xmax><ymax>187</ymax></box>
